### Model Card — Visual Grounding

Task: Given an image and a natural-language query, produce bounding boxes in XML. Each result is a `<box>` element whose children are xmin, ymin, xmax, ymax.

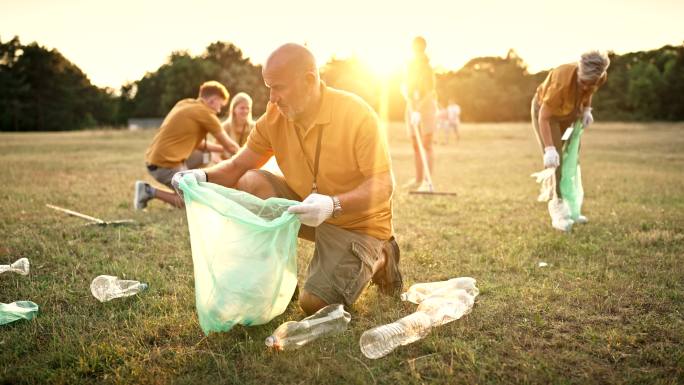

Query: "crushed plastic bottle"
<box><xmin>400</xmin><ymin>277</ymin><xmax>478</xmax><ymax>304</ymax></box>
<box><xmin>416</xmin><ymin>289</ymin><xmax>477</xmax><ymax>326</ymax></box>
<box><xmin>0</xmin><ymin>258</ymin><xmax>30</xmax><ymax>276</ymax></box>
<box><xmin>531</xmin><ymin>168</ymin><xmax>556</xmax><ymax>202</ymax></box>
<box><xmin>90</xmin><ymin>275</ymin><xmax>148</xmax><ymax>302</ymax></box>
<box><xmin>0</xmin><ymin>301</ymin><xmax>39</xmax><ymax>325</ymax></box>
<box><xmin>265</xmin><ymin>303</ymin><xmax>351</xmax><ymax>351</ymax></box>
<box><xmin>360</xmin><ymin>286</ymin><xmax>478</xmax><ymax>359</ymax></box>
<box><xmin>359</xmin><ymin>311</ymin><xmax>433</xmax><ymax>359</ymax></box>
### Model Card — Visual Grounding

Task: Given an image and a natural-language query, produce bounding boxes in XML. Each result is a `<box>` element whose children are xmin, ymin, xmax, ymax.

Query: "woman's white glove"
<box><xmin>582</xmin><ymin>107</ymin><xmax>594</xmax><ymax>127</ymax></box>
<box><xmin>543</xmin><ymin>146</ymin><xmax>560</xmax><ymax>168</ymax></box>
<box><xmin>410</xmin><ymin>111</ymin><xmax>422</xmax><ymax>126</ymax></box>
<box><xmin>287</xmin><ymin>193</ymin><xmax>333</xmax><ymax>227</ymax></box>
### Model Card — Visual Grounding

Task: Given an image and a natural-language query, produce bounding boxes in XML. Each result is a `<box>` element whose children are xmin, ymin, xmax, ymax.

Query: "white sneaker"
<box><xmin>575</xmin><ymin>215</ymin><xmax>588</xmax><ymax>224</ymax></box>
<box><xmin>134</xmin><ymin>181</ymin><xmax>154</xmax><ymax>210</ymax></box>
<box><xmin>548</xmin><ymin>198</ymin><xmax>574</xmax><ymax>232</ymax></box>
<box><xmin>416</xmin><ymin>180</ymin><xmax>433</xmax><ymax>193</ymax></box>
<box><xmin>402</xmin><ymin>179</ymin><xmax>421</xmax><ymax>190</ymax></box>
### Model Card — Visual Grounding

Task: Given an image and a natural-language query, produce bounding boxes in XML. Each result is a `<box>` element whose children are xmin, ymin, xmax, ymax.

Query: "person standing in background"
<box><xmin>402</xmin><ymin>36</ymin><xmax>438</xmax><ymax>191</ymax></box>
<box><xmin>446</xmin><ymin>99</ymin><xmax>461</xmax><ymax>143</ymax></box>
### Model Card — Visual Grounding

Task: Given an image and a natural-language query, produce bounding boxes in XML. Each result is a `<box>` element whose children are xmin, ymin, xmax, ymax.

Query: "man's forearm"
<box><xmin>200</xmin><ymin>142</ymin><xmax>224</xmax><ymax>153</ymax></box>
<box><xmin>203</xmin><ymin>147</ymin><xmax>268</xmax><ymax>188</ymax></box>
<box><xmin>337</xmin><ymin>172</ymin><xmax>394</xmax><ymax>214</ymax></box>
<box><xmin>204</xmin><ymin>160</ymin><xmax>244</xmax><ymax>187</ymax></box>
<box><xmin>538</xmin><ymin>106</ymin><xmax>554</xmax><ymax>148</ymax></box>
<box><xmin>215</xmin><ymin>132</ymin><xmax>240</xmax><ymax>155</ymax></box>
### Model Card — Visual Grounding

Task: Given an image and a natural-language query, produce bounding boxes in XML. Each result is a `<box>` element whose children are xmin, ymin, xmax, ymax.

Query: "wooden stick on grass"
<box><xmin>46</xmin><ymin>204</ymin><xmax>105</xmax><ymax>224</ymax></box>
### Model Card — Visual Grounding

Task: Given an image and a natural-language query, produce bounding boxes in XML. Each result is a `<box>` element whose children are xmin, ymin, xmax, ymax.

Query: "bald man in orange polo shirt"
<box><xmin>172</xmin><ymin>43</ymin><xmax>402</xmax><ymax>315</ymax></box>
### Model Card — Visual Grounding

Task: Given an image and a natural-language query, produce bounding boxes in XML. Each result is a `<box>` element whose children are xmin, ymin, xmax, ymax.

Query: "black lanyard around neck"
<box><xmin>294</xmin><ymin>123</ymin><xmax>324</xmax><ymax>194</ymax></box>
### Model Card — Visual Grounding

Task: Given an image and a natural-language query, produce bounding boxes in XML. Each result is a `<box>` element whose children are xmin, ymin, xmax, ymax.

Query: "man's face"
<box><xmin>578</xmin><ymin>75</ymin><xmax>601</xmax><ymax>93</ymax></box>
<box><xmin>263</xmin><ymin>67</ymin><xmax>312</xmax><ymax>120</ymax></box>
<box><xmin>206</xmin><ymin>96</ymin><xmax>227</xmax><ymax>114</ymax></box>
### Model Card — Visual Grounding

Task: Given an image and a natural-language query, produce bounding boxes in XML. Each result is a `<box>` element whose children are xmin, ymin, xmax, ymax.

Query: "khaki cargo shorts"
<box><xmin>146</xmin><ymin>150</ymin><xmax>206</xmax><ymax>189</ymax></box>
<box><xmin>255</xmin><ymin>169</ymin><xmax>389</xmax><ymax>306</ymax></box>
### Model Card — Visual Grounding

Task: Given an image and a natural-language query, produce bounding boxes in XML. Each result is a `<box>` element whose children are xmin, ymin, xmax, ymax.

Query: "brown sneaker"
<box><xmin>372</xmin><ymin>236</ymin><xmax>403</xmax><ymax>296</ymax></box>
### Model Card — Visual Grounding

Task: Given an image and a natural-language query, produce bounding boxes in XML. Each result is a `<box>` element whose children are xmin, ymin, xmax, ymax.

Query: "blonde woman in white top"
<box><xmin>218</xmin><ymin>92</ymin><xmax>255</xmax><ymax>160</ymax></box>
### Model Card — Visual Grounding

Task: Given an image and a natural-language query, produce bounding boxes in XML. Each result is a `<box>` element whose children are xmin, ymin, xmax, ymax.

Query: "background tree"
<box><xmin>0</xmin><ymin>36</ymin><xmax>118</xmax><ymax>131</ymax></box>
<box><xmin>125</xmin><ymin>41</ymin><xmax>267</xmax><ymax>120</ymax></box>
<box><xmin>593</xmin><ymin>44</ymin><xmax>684</xmax><ymax>121</ymax></box>
<box><xmin>1</xmin><ymin>36</ymin><xmax>682</xmax><ymax>131</ymax></box>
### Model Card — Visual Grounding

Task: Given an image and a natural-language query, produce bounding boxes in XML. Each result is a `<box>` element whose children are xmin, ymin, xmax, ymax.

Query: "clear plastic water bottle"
<box><xmin>360</xmin><ymin>287</ymin><xmax>477</xmax><ymax>359</ymax></box>
<box><xmin>265</xmin><ymin>303</ymin><xmax>351</xmax><ymax>351</ymax></box>
<box><xmin>400</xmin><ymin>277</ymin><xmax>478</xmax><ymax>304</ymax></box>
<box><xmin>0</xmin><ymin>258</ymin><xmax>30</xmax><ymax>276</ymax></box>
<box><xmin>417</xmin><ymin>289</ymin><xmax>476</xmax><ymax>326</ymax></box>
<box><xmin>90</xmin><ymin>275</ymin><xmax>148</xmax><ymax>302</ymax></box>
<box><xmin>359</xmin><ymin>311</ymin><xmax>433</xmax><ymax>359</ymax></box>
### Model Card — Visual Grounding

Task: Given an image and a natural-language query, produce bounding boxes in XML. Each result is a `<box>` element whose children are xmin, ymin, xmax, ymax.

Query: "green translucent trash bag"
<box><xmin>0</xmin><ymin>301</ymin><xmax>39</xmax><ymax>325</ymax></box>
<box><xmin>179</xmin><ymin>176</ymin><xmax>301</xmax><ymax>335</ymax></box>
<box><xmin>560</xmin><ymin>120</ymin><xmax>585</xmax><ymax>220</ymax></box>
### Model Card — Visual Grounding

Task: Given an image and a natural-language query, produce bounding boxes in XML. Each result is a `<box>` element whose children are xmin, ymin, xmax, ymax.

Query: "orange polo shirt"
<box><xmin>536</xmin><ymin>63</ymin><xmax>607</xmax><ymax>118</ymax></box>
<box><xmin>247</xmin><ymin>85</ymin><xmax>393</xmax><ymax>240</ymax></box>
<box><xmin>145</xmin><ymin>99</ymin><xmax>222</xmax><ymax>168</ymax></box>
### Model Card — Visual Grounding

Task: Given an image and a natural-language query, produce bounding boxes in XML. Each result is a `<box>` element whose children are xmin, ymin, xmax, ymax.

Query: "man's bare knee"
<box><xmin>234</xmin><ymin>170</ymin><xmax>277</xmax><ymax>199</ymax></box>
<box><xmin>299</xmin><ymin>290</ymin><xmax>328</xmax><ymax>316</ymax></box>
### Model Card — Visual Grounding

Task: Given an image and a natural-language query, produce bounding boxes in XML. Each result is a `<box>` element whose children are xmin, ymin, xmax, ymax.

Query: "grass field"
<box><xmin>1</xmin><ymin>121</ymin><xmax>683</xmax><ymax>385</ymax></box>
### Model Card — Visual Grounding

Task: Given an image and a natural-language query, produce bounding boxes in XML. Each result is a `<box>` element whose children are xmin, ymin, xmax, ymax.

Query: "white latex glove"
<box><xmin>171</xmin><ymin>169</ymin><xmax>207</xmax><ymax>196</ymax></box>
<box><xmin>410</xmin><ymin>111</ymin><xmax>422</xmax><ymax>126</ymax></box>
<box><xmin>582</xmin><ymin>107</ymin><xmax>594</xmax><ymax>127</ymax></box>
<box><xmin>543</xmin><ymin>146</ymin><xmax>560</xmax><ymax>169</ymax></box>
<box><xmin>287</xmin><ymin>193</ymin><xmax>333</xmax><ymax>227</ymax></box>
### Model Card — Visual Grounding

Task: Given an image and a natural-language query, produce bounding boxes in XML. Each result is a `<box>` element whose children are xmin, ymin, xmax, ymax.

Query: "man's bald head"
<box><xmin>262</xmin><ymin>43</ymin><xmax>322</xmax><ymax>121</ymax></box>
<box><xmin>263</xmin><ymin>43</ymin><xmax>318</xmax><ymax>78</ymax></box>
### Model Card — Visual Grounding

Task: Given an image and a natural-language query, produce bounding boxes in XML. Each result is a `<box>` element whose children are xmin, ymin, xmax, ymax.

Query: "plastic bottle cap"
<box><xmin>264</xmin><ymin>336</ymin><xmax>277</xmax><ymax>348</ymax></box>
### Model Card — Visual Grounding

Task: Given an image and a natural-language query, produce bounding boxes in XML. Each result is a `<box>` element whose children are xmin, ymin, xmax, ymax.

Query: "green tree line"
<box><xmin>0</xmin><ymin>37</ymin><xmax>118</xmax><ymax>131</ymax></box>
<box><xmin>119</xmin><ymin>41</ymin><xmax>268</xmax><ymax>121</ymax></box>
<box><xmin>1</xmin><ymin>36</ymin><xmax>682</xmax><ymax>131</ymax></box>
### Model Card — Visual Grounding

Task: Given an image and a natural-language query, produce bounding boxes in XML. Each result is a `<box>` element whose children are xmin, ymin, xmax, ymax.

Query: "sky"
<box><xmin>1</xmin><ymin>0</ymin><xmax>682</xmax><ymax>89</ymax></box>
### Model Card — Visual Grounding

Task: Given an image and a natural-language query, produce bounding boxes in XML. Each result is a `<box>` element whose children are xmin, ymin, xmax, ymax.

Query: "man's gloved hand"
<box><xmin>543</xmin><ymin>146</ymin><xmax>560</xmax><ymax>168</ymax></box>
<box><xmin>582</xmin><ymin>107</ymin><xmax>594</xmax><ymax>127</ymax></box>
<box><xmin>171</xmin><ymin>169</ymin><xmax>207</xmax><ymax>196</ymax></box>
<box><xmin>410</xmin><ymin>111</ymin><xmax>422</xmax><ymax>126</ymax></box>
<box><xmin>287</xmin><ymin>193</ymin><xmax>333</xmax><ymax>227</ymax></box>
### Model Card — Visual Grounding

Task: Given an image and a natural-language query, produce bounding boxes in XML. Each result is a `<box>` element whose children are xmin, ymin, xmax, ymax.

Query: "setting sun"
<box><xmin>3</xmin><ymin>0</ymin><xmax>681</xmax><ymax>89</ymax></box>
<box><xmin>358</xmin><ymin>50</ymin><xmax>407</xmax><ymax>79</ymax></box>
